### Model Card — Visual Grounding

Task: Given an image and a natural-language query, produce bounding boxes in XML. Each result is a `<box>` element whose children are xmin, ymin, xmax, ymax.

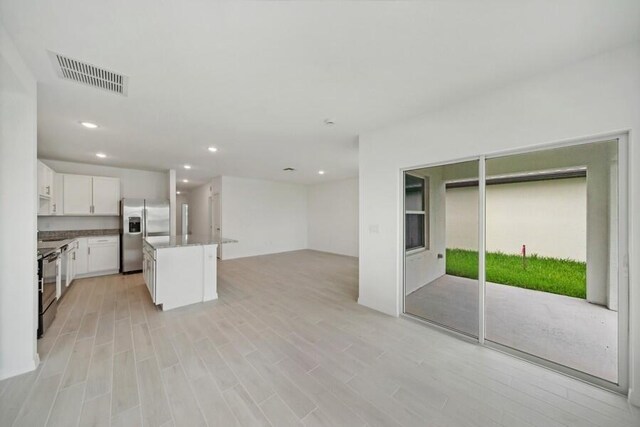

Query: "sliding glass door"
<box><xmin>403</xmin><ymin>138</ymin><xmax>627</xmax><ymax>389</ymax></box>
<box><xmin>484</xmin><ymin>140</ymin><xmax>622</xmax><ymax>384</ymax></box>
<box><xmin>404</xmin><ymin>160</ymin><xmax>479</xmax><ymax>338</ymax></box>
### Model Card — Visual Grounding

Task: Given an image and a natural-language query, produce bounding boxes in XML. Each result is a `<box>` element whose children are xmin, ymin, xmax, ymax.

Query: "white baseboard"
<box><xmin>357</xmin><ymin>296</ymin><xmax>398</xmax><ymax>317</ymax></box>
<box><xmin>629</xmin><ymin>387</ymin><xmax>639</xmax><ymax>408</ymax></box>
<box><xmin>0</xmin><ymin>357</ymin><xmax>38</xmax><ymax>381</ymax></box>
<box><xmin>75</xmin><ymin>269</ymin><xmax>120</xmax><ymax>279</ymax></box>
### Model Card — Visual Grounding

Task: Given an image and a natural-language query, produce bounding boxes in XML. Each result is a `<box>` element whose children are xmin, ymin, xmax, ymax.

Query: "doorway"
<box><xmin>210</xmin><ymin>193</ymin><xmax>221</xmax><ymax>259</ymax></box>
<box><xmin>402</xmin><ymin>136</ymin><xmax>628</xmax><ymax>392</ymax></box>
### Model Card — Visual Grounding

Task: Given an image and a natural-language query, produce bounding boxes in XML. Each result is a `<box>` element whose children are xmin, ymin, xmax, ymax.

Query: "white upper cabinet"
<box><xmin>62</xmin><ymin>174</ymin><xmax>121</xmax><ymax>216</ymax></box>
<box><xmin>92</xmin><ymin>177</ymin><xmax>120</xmax><ymax>215</ymax></box>
<box><xmin>38</xmin><ymin>161</ymin><xmax>121</xmax><ymax>216</ymax></box>
<box><xmin>50</xmin><ymin>173</ymin><xmax>64</xmax><ymax>215</ymax></box>
<box><xmin>63</xmin><ymin>174</ymin><xmax>93</xmax><ymax>215</ymax></box>
<box><xmin>37</xmin><ymin>160</ymin><xmax>54</xmax><ymax>199</ymax></box>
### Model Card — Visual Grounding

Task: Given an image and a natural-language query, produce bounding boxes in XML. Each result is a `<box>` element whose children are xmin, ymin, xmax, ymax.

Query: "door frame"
<box><xmin>398</xmin><ymin>131</ymin><xmax>630</xmax><ymax>395</ymax></box>
<box><xmin>210</xmin><ymin>192</ymin><xmax>222</xmax><ymax>259</ymax></box>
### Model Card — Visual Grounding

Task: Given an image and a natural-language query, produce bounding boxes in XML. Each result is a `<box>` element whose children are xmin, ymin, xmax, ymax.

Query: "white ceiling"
<box><xmin>1</xmin><ymin>1</ymin><xmax>638</xmax><ymax>190</ymax></box>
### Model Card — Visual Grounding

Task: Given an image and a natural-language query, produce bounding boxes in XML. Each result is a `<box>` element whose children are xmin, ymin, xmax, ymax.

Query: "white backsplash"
<box><xmin>38</xmin><ymin>216</ymin><xmax>120</xmax><ymax>231</ymax></box>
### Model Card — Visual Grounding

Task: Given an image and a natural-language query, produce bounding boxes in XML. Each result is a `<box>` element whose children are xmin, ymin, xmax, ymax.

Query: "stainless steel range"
<box><xmin>38</xmin><ymin>250</ymin><xmax>59</xmax><ymax>338</ymax></box>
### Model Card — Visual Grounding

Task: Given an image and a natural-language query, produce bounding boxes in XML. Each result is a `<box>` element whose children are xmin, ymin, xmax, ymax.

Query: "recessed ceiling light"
<box><xmin>96</xmin><ymin>153</ymin><xmax>107</xmax><ymax>158</ymax></box>
<box><xmin>184</xmin><ymin>164</ymin><xmax>191</xmax><ymax>169</ymax></box>
<box><xmin>324</xmin><ymin>119</ymin><xmax>335</xmax><ymax>125</ymax></box>
<box><xmin>81</xmin><ymin>121</ymin><xmax>98</xmax><ymax>129</ymax></box>
<box><xmin>318</xmin><ymin>170</ymin><xmax>325</xmax><ymax>175</ymax></box>
<box><xmin>182</xmin><ymin>179</ymin><xmax>189</xmax><ymax>183</ymax></box>
<box><xmin>208</xmin><ymin>147</ymin><xmax>218</xmax><ymax>152</ymax></box>
<box><xmin>176</xmin><ymin>191</ymin><xmax>181</xmax><ymax>195</ymax></box>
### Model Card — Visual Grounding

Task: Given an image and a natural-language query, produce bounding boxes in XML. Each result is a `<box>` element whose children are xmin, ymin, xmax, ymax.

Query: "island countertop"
<box><xmin>144</xmin><ymin>234</ymin><xmax>237</xmax><ymax>250</ymax></box>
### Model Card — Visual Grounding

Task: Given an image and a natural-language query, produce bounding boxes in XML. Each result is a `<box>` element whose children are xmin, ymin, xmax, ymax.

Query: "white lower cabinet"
<box><xmin>75</xmin><ymin>238</ymin><xmax>89</xmax><ymax>275</ymax></box>
<box><xmin>75</xmin><ymin>236</ymin><xmax>120</xmax><ymax>278</ymax></box>
<box><xmin>148</xmin><ymin>242</ymin><xmax>217</xmax><ymax>311</ymax></box>
<box><xmin>66</xmin><ymin>241</ymin><xmax>78</xmax><ymax>288</ymax></box>
<box><xmin>142</xmin><ymin>245</ymin><xmax>155</xmax><ymax>302</ymax></box>
<box><xmin>88</xmin><ymin>237</ymin><xmax>119</xmax><ymax>273</ymax></box>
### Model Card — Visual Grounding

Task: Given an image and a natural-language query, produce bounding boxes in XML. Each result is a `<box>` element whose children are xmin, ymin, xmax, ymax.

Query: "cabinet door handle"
<box><xmin>88</xmin><ymin>247</ymin><xmax>91</xmax><ymax>255</ymax></box>
<box><xmin>46</xmin><ymin>185</ymin><xmax>50</xmax><ymax>195</ymax></box>
<box><xmin>72</xmin><ymin>252</ymin><xmax>76</xmax><ymax>260</ymax></box>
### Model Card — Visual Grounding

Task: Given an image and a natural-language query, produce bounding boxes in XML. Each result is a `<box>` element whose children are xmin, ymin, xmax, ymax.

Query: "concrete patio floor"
<box><xmin>405</xmin><ymin>274</ymin><xmax>618</xmax><ymax>383</ymax></box>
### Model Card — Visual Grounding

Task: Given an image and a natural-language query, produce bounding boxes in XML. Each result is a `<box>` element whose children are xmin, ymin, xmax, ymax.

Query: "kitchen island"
<box><xmin>143</xmin><ymin>235</ymin><xmax>236</xmax><ymax>310</ymax></box>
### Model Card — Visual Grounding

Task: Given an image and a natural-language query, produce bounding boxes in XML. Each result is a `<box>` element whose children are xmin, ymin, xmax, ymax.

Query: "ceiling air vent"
<box><xmin>48</xmin><ymin>51</ymin><xmax>128</xmax><ymax>96</ymax></box>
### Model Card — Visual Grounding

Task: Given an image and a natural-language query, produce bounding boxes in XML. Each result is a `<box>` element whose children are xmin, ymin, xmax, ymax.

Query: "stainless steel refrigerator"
<box><xmin>121</xmin><ymin>198</ymin><xmax>170</xmax><ymax>273</ymax></box>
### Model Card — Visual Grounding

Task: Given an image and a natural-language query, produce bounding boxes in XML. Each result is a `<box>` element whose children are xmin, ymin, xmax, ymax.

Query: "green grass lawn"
<box><xmin>445</xmin><ymin>248</ymin><xmax>586</xmax><ymax>298</ymax></box>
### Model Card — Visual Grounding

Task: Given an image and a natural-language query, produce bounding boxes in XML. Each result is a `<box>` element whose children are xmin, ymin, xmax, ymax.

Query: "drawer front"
<box><xmin>88</xmin><ymin>236</ymin><xmax>119</xmax><ymax>245</ymax></box>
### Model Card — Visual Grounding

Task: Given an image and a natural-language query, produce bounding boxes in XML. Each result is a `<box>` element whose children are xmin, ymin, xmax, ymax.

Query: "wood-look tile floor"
<box><xmin>1</xmin><ymin>250</ymin><xmax>638</xmax><ymax>426</ymax></box>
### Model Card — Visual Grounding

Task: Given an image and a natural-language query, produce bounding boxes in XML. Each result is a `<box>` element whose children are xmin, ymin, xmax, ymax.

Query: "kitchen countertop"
<box><xmin>144</xmin><ymin>235</ymin><xmax>237</xmax><ymax>250</ymax></box>
<box><xmin>37</xmin><ymin>229</ymin><xmax>120</xmax><ymax>260</ymax></box>
<box><xmin>37</xmin><ymin>239</ymin><xmax>75</xmax><ymax>260</ymax></box>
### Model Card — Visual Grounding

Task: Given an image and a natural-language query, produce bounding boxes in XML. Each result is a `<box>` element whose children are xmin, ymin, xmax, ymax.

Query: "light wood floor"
<box><xmin>1</xmin><ymin>250</ymin><xmax>638</xmax><ymax>427</ymax></box>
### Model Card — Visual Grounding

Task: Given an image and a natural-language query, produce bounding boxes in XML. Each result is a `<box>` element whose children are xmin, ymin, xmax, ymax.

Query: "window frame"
<box><xmin>404</xmin><ymin>173</ymin><xmax>429</xmax><ymax>254</ymax></box>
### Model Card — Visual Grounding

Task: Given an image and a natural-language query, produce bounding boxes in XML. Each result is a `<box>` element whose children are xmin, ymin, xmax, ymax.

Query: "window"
<box><xmin>405</xmin><ymin>173</ymin><xmax>429</xmax><ymax>251</ymax></box>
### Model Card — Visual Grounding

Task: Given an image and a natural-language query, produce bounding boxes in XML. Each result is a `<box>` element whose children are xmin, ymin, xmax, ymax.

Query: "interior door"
<box><xmin>181</xmin><ymin>203</ymin><xmax>189</xmax><ymax>235</ymax></box>
<box><xmin>63</xmin><ymin>175</ymin><xmax>92</xmax><ymax>215</ymax></box>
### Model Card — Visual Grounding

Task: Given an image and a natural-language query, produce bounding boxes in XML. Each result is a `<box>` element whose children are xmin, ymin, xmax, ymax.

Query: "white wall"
<box><xmin>220</xmin><ymin>176</ymin><xmax>308</xmax><ymax>260</ymax></box>
<box><xmin>0</xmin><ymin>23</ymin><xmax>38</xmax><ymax>380</ymax></box>
<box><xmin>447</xmin><ymin>178</ymin><xmax>587</xmax><ymax>261</ymax></box>
<box><xmin>186</xmin><ymin>178</ymin><xmax>220</xmax><ymax>238</ymax></box>
<box><xmin>307</xmin><ymin>178</ymin><xmax>359</xmax><ymax>257</ymax></box>
<box><xmin>358</xmin><ymin>44</ymin><xmax>640</xmax><ymax>402</ymax></box>
<box><xmin>188</xmin><ymin>176</ymin><xmax>353</xmax><ymax>260</ymax></box>
<box><xmin>37</xmin><ymin>159</ymin><xmax>169</xmax><ymax>231</ymax></box>
<box><xmin>38</xmin><ymin>216</ymin><xmax>120</xmax><ymax>232</ymax></box>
